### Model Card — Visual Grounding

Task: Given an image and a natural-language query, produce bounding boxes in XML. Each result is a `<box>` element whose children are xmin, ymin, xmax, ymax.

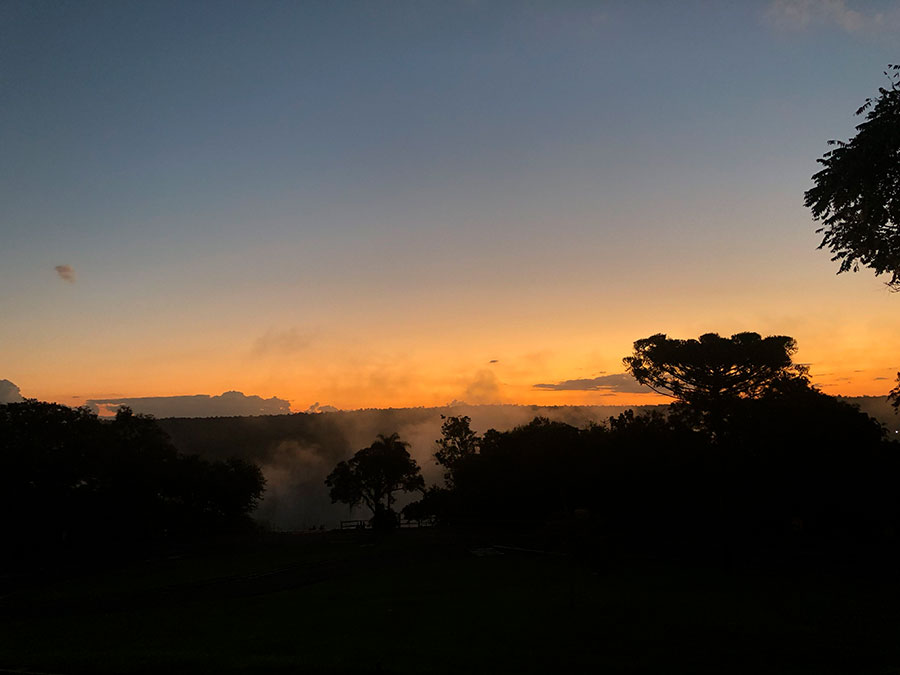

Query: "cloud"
<box><xmin>252</xmin><ymin>328</ymin><xmax>310</xmax><ymax>356</ymax></box>
<box><xmin>86</xmin><ymin>390</ymin><xmax>293</xmax><ymax>418</ymax></box>
<box><xmin>533</xmin><ymin>372</ymin><xmax>653</xmax><ymax>394</ymax></box>
<box><xmin>489</xmin><ymin>359</ymin><xmax>499</xmax><ymax>364</ymax></box>
<box><xmin>462</xmin><ymin>369</ymin><xmax>502</xmax><ymax>405</ymax></box>
<box><xmin>54</xmin><ymin>264</ymin><xmax>75</xmax><ymax>283</ymax></box>
<box><xmin>530</xmin><ymin>5</ymin><xmax>609</xmax><ymax>38</ymax></box>
<box><xmin>874</xmin><ymin>376</ymin><xmax>890</xmax><ymax>381</ymax></box>
<box><xmin>305</xmin><ymin>402</ymin><xmax>340</xmax><ymax>413</ymax></box>
<box><xmin>765</xmin><ymin>0</ymin><xmax>900</xmax><ymax>33</ymax></box>
<box><xmin>0</xmin><ymin>379</ymin><xmax>24</xmax><ymax>404</ymax></box>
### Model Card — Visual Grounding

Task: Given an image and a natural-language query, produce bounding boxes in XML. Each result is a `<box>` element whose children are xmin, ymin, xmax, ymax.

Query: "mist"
<box><xmin>157</xmin><ymin>403</ymin><xmax>663</xmax><ymax>530</ymax></box>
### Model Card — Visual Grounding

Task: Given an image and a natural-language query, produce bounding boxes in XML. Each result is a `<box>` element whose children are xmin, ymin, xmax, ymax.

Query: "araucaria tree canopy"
<box><xmin>805</xmin><ymin>65</ymin><xmax>900</xmax><ymax>288</ymax></box>
<box><xmin>623</xmin><ymin>332</ymin><xmax>809</xmax><ymax>409</ymax></box>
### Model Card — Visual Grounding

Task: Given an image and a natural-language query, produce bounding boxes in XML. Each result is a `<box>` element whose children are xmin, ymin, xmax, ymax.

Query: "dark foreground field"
<box><xmin>1</xmin><ymin>530</ymin><xmax>898</xmax><ymax>674</ymax></box>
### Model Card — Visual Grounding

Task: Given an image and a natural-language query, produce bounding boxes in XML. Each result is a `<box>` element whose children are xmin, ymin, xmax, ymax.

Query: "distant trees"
<box><xmin>325</xmin><ymin>433</ymin><xmax>424</xmax><ymax>528</ymax></box>
<box><xmin>0</xmin><ymin>400</ymin><xmax>266</xmax><ymax>560</ymax></box>
<box><xmin>805</xmin><ymin>65</ymin><xmax>900</xmax><ymax>288</ymax></box>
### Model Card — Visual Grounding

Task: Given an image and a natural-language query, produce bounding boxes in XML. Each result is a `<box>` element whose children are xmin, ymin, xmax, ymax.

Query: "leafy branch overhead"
<box><xmin>805</xmin><ymin>65</ymin><xmax>900</xmax><ymax>288</ymax></box>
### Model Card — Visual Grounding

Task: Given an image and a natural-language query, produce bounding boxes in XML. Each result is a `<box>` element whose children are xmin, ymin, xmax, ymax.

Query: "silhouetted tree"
<box><xmin>624</xmin><ymin>332</ymin><xmax>810</xmax><ymax>436</ymax></box>
<box><xmin>434</xmin><ymin>415</ymin><xmax>480</xmax><ymax>487</ymax></box>
<box><xmin>805</xmin><ymin>65</ymin><xmax>900</xmax><ymax>288</ymax></box>
<box><xmin>888</xmin><ymin>373</ymin><xmax>900</xmax><ymax>411</ymax></box>
<box><xmin>325</xmin><ymin>433</ymin><xmax>424</xmax><ymax>528</ymax></box>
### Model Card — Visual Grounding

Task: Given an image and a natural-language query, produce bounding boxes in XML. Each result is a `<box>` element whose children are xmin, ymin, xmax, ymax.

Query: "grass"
<box><xmin>1</xmin><ymin>529</ymin><xmax>899</xmax><ymax>674</ymax></box>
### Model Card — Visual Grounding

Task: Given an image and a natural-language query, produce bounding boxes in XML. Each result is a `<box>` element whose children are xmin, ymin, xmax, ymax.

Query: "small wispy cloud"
<box><xmin>533</xmin><ymin>372</ymin><xmax>653</xmax><ymax>394</ymax></box>
<box><xmin>54</xmin><ymin>264</ymin><xmax>75</xmax><ymax>283</ymax></box>
<box><xmin>252</xmin><ymin>328</ymin><xmax>311</xmax><ymax>357</ymax></box>
<box><xmin>532</xmin><ymin>6</ymin><xmax>608</xmax><ymax>36</ymax></box>
<box><xmin>765</xmin><ymin>0</ymin><xmax>900</xmax><ymax>34</ymax></box>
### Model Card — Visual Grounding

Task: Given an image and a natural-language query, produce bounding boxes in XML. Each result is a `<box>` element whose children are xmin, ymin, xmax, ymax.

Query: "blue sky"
<box><xmin>2</xmin><ymin>0</ymin><xmax>899</xmax><ymax>409</ymax></box>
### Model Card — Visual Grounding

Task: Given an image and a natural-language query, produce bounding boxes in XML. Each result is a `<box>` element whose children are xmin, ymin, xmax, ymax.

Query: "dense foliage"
<box><xmin>0</xmin><ymin>400</ymin><xmax>265</xmax><ymax>559</ymax></box>
<box><xmin>624</xmin><ymin>332</ymin><xmax>811</xmax><ymax>439</ymax></box>
<box><xmin>408</xmin><ymin>372</ymin><xmax>900</xmax><ymax>561</ymax></box>
<box><xmin>805</xmin><ymin>65</ymin><xmax>900</xmax><ymax>288</ymax></box>
<box><xmin>624</xmin><ymin>332</ymin><xmax>807</xmax><ymax>405</ymax></box>
<box><xmin>434</xmin><ymin>414</ymin><xmax>480</xmax><ymax>487</ymax></box>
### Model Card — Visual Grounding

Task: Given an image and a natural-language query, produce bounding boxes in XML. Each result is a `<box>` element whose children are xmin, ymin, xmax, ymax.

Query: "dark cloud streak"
<box><xmin>533</xmin><ymin>372</ymin><xmax>652</xmax><ymax>394</ymax></box>
<box><xmin>54</xmin><ymin>265</ymin><xmax>75</xmax><ymax>282</ymax></box>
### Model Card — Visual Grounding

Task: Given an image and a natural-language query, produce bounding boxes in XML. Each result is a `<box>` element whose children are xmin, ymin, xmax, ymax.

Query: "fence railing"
<box><xmin>339</xmin><ymin>517</ymin><xmax>435</xmax><ymax>530</ymax></box>
<box><xmin>399</xmin><ymin>517</ymin><xmax>435</xmax><ymax>528</ymax></box>
<box><xmin>340</xmin><ymin>519</ymin><xmax>369</xmax><ymax>530</ymax></box>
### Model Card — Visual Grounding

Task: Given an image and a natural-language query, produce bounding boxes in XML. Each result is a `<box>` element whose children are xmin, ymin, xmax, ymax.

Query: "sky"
<box><xmin>2</xmin><ymin>0</ymin><xmax>900</xmax><ymax>412</ymax></box>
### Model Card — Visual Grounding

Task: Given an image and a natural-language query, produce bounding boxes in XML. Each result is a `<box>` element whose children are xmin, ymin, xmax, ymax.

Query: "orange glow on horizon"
<box><xmin>12</xmin><ymin>299</ymin><xmax>900</xmax><ymax>413</ymax></box>
<box><xmin>31</xmin><ymin>366</ymin><xmax>896</xmax><ymax>415</ymax></box>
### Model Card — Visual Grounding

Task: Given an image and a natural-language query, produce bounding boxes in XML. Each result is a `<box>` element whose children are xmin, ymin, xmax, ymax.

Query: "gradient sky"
<box><xmin>2</xmin><ymin>0</ymin><xmax>900</xmax><ymax>411</ymax></box>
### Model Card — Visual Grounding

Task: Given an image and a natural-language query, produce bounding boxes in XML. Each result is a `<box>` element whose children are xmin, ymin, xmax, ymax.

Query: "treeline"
<box><xmin>0</xmin><ymin>401</ymin><xmax>265</xmax><ymax>563</ymax></box>
<box><xmin>388</xmin><ymin>334</ymin><xmax>900</xmax><ymax>562</ymax></box>
<box><xmin>157</xmin><ymin>404</ymin><xmax>648</xmax><ymax>530</ymax></box>
<box><xmin>409</xmin><ymin>389</ymin><xmax>897</xmax><ymax>554</ymax></box>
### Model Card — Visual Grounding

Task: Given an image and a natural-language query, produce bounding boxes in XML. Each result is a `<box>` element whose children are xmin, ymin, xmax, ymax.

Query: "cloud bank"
<box><xmin>0</xmin><ymin>379</ymin><xmax>24</xmax><ymax>404</ymax></box>
<box><xmin>533</xmin><ymin>372</ymin><xmax>653</xmax><ymax>394</ymax></box>
<box><xmin>87</xmin><ymin>390</ymin><xmax>292</xmax><ymax>418</ymax></box>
